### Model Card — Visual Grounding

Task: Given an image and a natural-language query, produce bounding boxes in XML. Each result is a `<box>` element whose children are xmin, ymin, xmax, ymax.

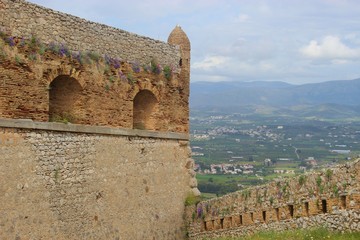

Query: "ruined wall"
<box><xmin>0</xmin><ymin>0</ymin><xmax>180</xmax><ymax>68</ymax></box>
<box><xmin>0</xmin><ymin>41</ymin><xmax>189</xmax><ymax>132</ymax></box>
<box><xmin>0</xmin><ymin>0</ymin><xmax>190</xmax><ymax>133</ymax></box>
<box><xmin>186</xmin><ymin>159</ymin><xmax>360</xmax><ymax>239</ymax></box>
<box><xmin>0</xmin><ymin>119</ymin><xmax>197</xmax><ymax>240</ymax></box>
<box><xmin>0</xmin><ymin>1</ymin><xmax>195</xmax><ymax>239</ymax></box>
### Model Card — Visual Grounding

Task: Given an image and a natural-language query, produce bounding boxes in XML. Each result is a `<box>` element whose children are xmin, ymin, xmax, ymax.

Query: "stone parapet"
<box><xmin>0</xmin><ymin>118</ymin><xmax>189</xmax><ymax>140</ymax></box>
<box><xmin>186</xmin><ymin>159</ymin><xmax>360</xmax><ymax>239</ymax></box>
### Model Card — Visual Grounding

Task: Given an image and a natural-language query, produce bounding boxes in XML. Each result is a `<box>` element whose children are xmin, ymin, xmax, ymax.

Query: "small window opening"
<box><xmin>305</xmin><ymin>202</ymin><xmax>309</xmax><ymax>217</ymax></box>
<box><xmin>275</xmin><ymin>208</ymin><xmax>280</xmax><ymax>221</ymax></box>
<box><xmin>341</xmin><ymin>196</ymin><xmax>346</xmax><ymax>209</ymax></box>
<box><xmin>239</xmin><ymin>215</ymin><xmax>243</xmax><ymax>225</ymax></box>
<box><xmin>288</xmin><ymin>205</ymin><xmax>294</xmax><ymax>218</ymax></box>
<box><xmin>250</xmin><ymin>212</ymin><xmax>254</xmax><ymax>223</ymax></box>
<box><xmin>179</xmin><ymin>58</ymin><xmax>183</xmax><ymax>67</ymax></box>
<box><xmin>220</xmin><ymin>218</ymin><xmax>224</xmax><ymax>229</ymax></box>
<box><xmin>262</xmin><ymin>211</ymin><xmax>266</xmax><ymax>222</ymax></box>
<box><xmin>203</xmin><ymin>221</ymin><xmax>207</xmax><ymax>231</ymax></box>
<box><xmin>322</xmin><ymin>199</ymin><xmax>327</xmax><ymax>213</ymax></box>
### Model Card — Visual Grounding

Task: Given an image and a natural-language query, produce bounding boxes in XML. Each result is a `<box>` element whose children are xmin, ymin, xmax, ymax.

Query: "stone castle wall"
<box><xmin>186</xmin><ymin>160</ymin><xmax>360</xmax><ymax>239</ymax></box>
<box><xmin>0</xmin><ymin>0</ymin><xmax>180</xmax><ymax>68</ymax></box>
<box><xmin>0</xmin><ymin>0</ymin><xmax>190</xmax><ymax>133</ymax></box>
<box><xmin>0</xmin><ymin>1</ymin><xmax>195</xmax><ymax>239</ymax></box>
<box><xmin>0</xmin><ymin>119</ymin><xmax>196</xmax><ymax>239</ymax></box>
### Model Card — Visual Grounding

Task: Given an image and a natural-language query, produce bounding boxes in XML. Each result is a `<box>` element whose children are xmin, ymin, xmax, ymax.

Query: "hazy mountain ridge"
<box><xmin>190</xmin><ymin>78</ymin><xmax>360</xmax><ymax>118</ymax></box>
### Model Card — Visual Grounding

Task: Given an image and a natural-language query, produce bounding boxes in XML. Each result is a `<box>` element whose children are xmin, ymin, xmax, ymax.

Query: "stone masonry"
<box><xmin>0</xmin><ymin>120</ymin><xmax>198</xmax><ymax>239</ymax></box>
<box><xmin>0</xmin><ymin>0</ymin><xmax>198</xmax><ymax>239</ymax></box>
<box><xmin>186</xmin><ymin>159</ymin><xmax>360</xmax><ymax>239</ymax></box>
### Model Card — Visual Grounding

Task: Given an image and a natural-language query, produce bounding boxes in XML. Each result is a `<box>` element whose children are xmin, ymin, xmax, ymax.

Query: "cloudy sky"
<box><xmin>28</xmin><ymin>0</ymin><xmax>360</xmax><ymax>84</ymax></box>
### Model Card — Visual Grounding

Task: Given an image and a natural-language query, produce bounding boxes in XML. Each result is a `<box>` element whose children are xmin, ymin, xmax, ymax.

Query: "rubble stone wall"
<box><xmin>0</xmin><ymin>0</ymin><xmax>190</xmax><ymax>133</ymax></box>
<box><xmin>0</xmin><ymin>120</ymin><xmax>196</xmax><ymax>240</ymax></box>
<box><xmin>186</xmin><ymin>159</ymin><xmax>360</xmax><ymax>239</ymax></box>
<box><xmin>0</xmin><ymin>0</ymin><xmax>180</xmax><ymax>67</ymax></box>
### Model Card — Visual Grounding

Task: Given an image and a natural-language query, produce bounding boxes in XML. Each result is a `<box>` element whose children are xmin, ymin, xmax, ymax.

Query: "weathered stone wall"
<box><xmin>0</xmin><ymin>119</ymin><xmax>197</xmax><ymax>240</ymax></box>
<box><xmin>0</xmin><ymin>41</ymin><xmax>189</xmax><ymax>132</ymax></box>
<box><xmin>186</xmin><ymin>159</ymin><xmax>360</xmax><ymax>239</ymax></box>
<box><xmin>0</xmin><ymin>0</ymin><xmax>180</xmax><ymax>68</ymax></box>
<box><xmin>0</xmin><ymin>0</ymin><xmax>190</xmax><ymax>133</ymax></box>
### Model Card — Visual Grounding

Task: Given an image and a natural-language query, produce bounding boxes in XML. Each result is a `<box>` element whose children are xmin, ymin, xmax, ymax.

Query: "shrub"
<box><xmin>298</xmin><ymin>175</ymin><xmax>306</xmax><ymax>186</ymax></box>
<box><xmin>150</xmin><ymin>58</ymin><xmax>162</xmax><ymax>74</ymax></box>
<box><xmin>184</xmin><ymin>193</ymin><xmax>200</xmax><ymax>206</ymax></box>
<box><xmin>163</xmin><ymin>65</ymin><xmax>172</xmax><ymax>80</ymax></box>
<box><xmin>87</xmin><ymin>51</ymin><xmax>101</xmax><ymax>63</ymax></box>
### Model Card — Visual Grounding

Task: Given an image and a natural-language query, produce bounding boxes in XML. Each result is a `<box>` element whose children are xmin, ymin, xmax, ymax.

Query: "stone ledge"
<box><xmin>0</xmin><ymin>118</ymin><xmax>189</xmax><ymax>140</ymax></box>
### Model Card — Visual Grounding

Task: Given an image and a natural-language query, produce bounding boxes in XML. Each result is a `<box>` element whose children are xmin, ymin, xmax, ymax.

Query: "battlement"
<box><xmin>186</xmin><ymin>159</ymin><xmax>360</xmax><ymax>239</ymax></box>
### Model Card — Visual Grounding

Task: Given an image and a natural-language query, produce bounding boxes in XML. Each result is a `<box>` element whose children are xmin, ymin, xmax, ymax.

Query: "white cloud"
<box><xmin>192</xmin><ymin>55</ymin><xmax>228</xmax><ymax>70</ymax></box>
<box><xmin>300</xmin><ymin>35</ymin><xmax>360</xmax><ymax>60</ymax></box>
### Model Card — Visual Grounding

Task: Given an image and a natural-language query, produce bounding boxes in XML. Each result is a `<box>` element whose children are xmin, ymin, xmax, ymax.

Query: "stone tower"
<box><xmin>168</xmin><ymin>25</ymin><xmax>191</xmax><ymax>88</ymax></box>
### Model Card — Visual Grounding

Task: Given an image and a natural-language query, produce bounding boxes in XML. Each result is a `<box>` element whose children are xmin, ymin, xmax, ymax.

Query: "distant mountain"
<box><xmin>190</xmin><ymin>78</ymin><xmax>360</xmax><ymax>119</ymax></box>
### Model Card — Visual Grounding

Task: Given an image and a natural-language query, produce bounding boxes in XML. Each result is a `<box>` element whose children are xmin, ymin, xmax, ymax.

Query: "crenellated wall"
<box><xmin>186</xmin><ymin>159</ymin><xmax>360</xmax><ymax>239</ymax></box>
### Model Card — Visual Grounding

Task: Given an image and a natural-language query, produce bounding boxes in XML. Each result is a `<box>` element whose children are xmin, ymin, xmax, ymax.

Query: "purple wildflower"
<box><xmin>19</xmin><ymin>37</ymin><xmax>26</xmax><ymax>47</ymax></box>
<box><xmin>104</xmin><ymin>54</ymin><xmax>111</xmax><ymax>65</ymax></box>
<box><xmin>58</xmin><ymin>44</ymin><xmax>69</xmax><ymax>57</ymax></box>
<box><xmin>118</xmin><ymin>70</ymin><xmax>127</xmax><ymax>81</ymax></box>
<box><xmin>142</xmin><ymin>64</ymin><xmax>151</xmax><ymax>73</ymax></box>
<box><xmin>72</xmin><ymin>51</ymin><xmax>82</xmax><ymax>64</ymax></box>
<box><xmin>131</xmin><ymin>62</ymin><xmax>141</xmax><ymax>73</ymax></box>
<box><xmin>197</xmin><ymin>204</ymin><xmax>203</xmax><ymax>218</ymax></box>
<box><xmin>6</xmin><ymin>36</ymin><xmax>15</xmax><ymax>47</ymax></box>
<box><xmin>112</xmin><ymin>58</ymin><xmax>121</xmax><ymax>69</ymax></box>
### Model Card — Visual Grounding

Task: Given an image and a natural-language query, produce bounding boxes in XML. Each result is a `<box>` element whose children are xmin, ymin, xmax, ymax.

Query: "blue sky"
<box><xmin>27</xmin><ymin>0</ymin><xmax>360</xmax><ymax>84</ymax></box>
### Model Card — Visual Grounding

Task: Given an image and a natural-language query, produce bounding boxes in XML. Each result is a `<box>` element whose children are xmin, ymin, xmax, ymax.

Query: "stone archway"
<box><xmin>49</xmin><ymin>75</ymin><xmax>82</xmax><ymax>123</ymax></box>
<box><xmin>133</xmin><ymin>90</ymin><xmax>158</xmax><ymax>130</ymax></box>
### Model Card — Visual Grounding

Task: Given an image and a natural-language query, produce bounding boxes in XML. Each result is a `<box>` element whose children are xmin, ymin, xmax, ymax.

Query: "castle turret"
<box><xmin>168</xmin><ymin>25</ymin><xmax>191</xmax><ymax>86</ymax></box>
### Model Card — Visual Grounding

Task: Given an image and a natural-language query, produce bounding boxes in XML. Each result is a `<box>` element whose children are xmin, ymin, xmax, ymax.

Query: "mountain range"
<box><xmin>190</xmin><ymin>78</ymin><xmax>360</xmax><ymax>119</ymax></box>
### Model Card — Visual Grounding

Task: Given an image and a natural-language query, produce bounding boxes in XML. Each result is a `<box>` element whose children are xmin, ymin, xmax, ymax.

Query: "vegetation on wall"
<box><xmin>0</xmin><ymin>30</ymin><xmax>176</xmax><ymax>87</ymax></box>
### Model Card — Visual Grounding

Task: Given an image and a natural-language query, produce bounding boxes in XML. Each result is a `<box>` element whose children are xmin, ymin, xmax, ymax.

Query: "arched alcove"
<box><xmin>133</xmin><ymin>90</ymin><xmax>158</xmax><ymax>130</ymax></box>
<box><xmin>49</xmin><ymin>75</ymin><xmax>82</xmax><ymax>123</ymax></box>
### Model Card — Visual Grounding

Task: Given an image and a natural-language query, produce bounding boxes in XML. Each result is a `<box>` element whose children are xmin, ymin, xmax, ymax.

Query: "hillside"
<box><xmin>190</xmin><ymin>78</ymin><xmax>360</xmax><ymax>119</ymax></box>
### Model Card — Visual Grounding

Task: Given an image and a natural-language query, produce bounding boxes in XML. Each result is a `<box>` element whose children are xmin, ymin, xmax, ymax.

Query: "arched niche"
<box><xmin>133</xmin><ymin>90</ymin><xmax>158</xmax><ymax>130</ymax></box>
<box><xmin>49</xmin><ymin>75</ymin><xmax>82</xmax><ymax>123</ymax></box>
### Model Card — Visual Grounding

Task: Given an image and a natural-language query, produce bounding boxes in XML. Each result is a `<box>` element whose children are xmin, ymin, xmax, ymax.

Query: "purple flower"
<box><xmin>104</xmin><ymin>55</ymin><xmax>121</xmax><ymax>69</ymax></box>
<box><xmin>104</xmin><ymin>54</ymin><xmax>111</xmax><ymax>65</ymax></box>
<box><xmin>142</xmin><ymin>64</ymin><xmax>151</xmax><ymax>73</ymax></box>
<box><xmin>112</xmin><ymin>58</ymin><xmax>121</xmax><ymax>69</ymax></box>
<box><xmin>118</xmin><ymin>70</ymin><xmax>127</xmax><ymax>81</ymax></box>
<box><xmin>20</xmin><ymin>37</ymin><xmax>26</xmax><ymax>47</ymax></box>
<box><xmin>131</xmin><ymin>62</ymin><xmax>141</xmax><ymax>73</ymax></box>
<box><xmin>197</xmin><ymin>204</ymin><xmax>203</xmax><ymax>218</ymax></box>
<box><xmin>72</xmin><ymin>51</ymin><xmax>82</xmax><ymax>64</ymax></box>
<box><xmin>58</xmin><ymin>44</ymin><xmax>69</xmax><ymax>57</ymax></box>
<box><xmin>6</xmin><ymin>37</ymin><xmax>15</xmax><ymax>47</ymax></box>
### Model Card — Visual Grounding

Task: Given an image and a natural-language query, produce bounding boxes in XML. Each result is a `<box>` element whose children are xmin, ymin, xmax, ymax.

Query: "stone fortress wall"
<box><xmin>0</xmin><ymin>0</ymin><xmax>191</xmax><ymax>133</ymax></box>
<box><xmin>0</xmin><ymin>0</ymin><xmax>198</xmax><ymax>239</ymax></box>
<box><xmin>186</xmin><ymin>159</ymin><xmax>360</xmax><ymax>239</ymax></box>
<box><xmin>0</xmin><ymin>0</ymin><xmax>180</xmax><ymax>68</ymax></box>
<box><xmin>0</xmin><ymin>119</ymin><xmax>197</xmax><ymax>239</ymax></box>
